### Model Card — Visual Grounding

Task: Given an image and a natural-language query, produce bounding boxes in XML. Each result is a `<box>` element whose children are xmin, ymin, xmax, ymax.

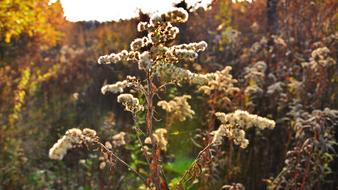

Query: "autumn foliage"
<box><xmin>0</xmin><ymin>0</ymin><xmax>337</xmax><ymax>190</ymax></box>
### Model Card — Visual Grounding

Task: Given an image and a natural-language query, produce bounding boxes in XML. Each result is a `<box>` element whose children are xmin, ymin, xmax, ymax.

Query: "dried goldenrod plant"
<box><xmin>48</xmin><ymin>7</ymin><xmax>277</xmax><ymax>190</ymax></box>
<box><xmin>212</xmin><ymin>110</ymin><xmax>275</xmax><ymax>148</ymax></box>
<box><xmin>49</xmin><ymin>7</ymin><xmax>209</xmax><ymax>190</ymax></box>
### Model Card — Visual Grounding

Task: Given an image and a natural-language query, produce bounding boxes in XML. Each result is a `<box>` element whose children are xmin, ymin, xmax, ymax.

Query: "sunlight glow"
<box><xmin>52</xmin><ymin>0</ymin><xmax>212</xmax><ymax>22</ymax></box>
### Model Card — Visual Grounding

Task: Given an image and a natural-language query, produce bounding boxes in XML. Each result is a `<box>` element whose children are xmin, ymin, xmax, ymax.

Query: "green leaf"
<box><xmin>164</xmin><ymin>157</ymin><xmax>194</xmax><ymax>174</ymax></box>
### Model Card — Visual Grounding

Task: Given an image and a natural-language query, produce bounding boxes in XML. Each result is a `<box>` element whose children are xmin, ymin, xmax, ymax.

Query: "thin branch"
<box><xmin>95</xmin><ymin>141</ymin><xmax>146</xmax><ymax>182</ymax></box>
<box><xmin>174</xmin><ymin>142</ymin><xmax>214</xmax><ymax>189</ymax></box>
<box><xmin>157</xmin><ymin>81</ymin><xmax>177</xmax><ymax>92</ymax></box>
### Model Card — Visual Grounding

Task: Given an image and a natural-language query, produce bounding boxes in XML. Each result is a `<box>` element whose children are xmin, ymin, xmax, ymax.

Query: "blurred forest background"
<box><xmin>0</xmin><ymin>0</ymin><xmax>337</xmax><ymax>189</ymax></box>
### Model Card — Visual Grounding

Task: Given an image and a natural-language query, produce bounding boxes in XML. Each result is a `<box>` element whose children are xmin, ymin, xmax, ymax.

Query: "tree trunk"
<box><xmin>267</xmin><ymin>0</ymin><xmax>279</xmax><ymax>34</ymax></box>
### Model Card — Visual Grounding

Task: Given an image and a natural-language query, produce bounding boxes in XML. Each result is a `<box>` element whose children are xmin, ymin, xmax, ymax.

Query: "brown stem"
<box><xmin>200</xmin><ymin>94</ymin><xmax>217</xmax><ymax>189</ymax></box>
<box><xmin>145</xmin><ymin>71</ymin><xmax>162</xmax><ymax>190</ymax></box>
<box><xmin>300</xmin><ymin>141</ymin><xmax>314</xmax><ymax>190</ymax></box>
<box><xmin>207</xmin><ymin>103</ymin><xmax>216</xmax><ymax>142</ymax></box>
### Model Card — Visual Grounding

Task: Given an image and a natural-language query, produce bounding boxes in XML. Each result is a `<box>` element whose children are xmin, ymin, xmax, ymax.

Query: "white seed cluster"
<box><xmin>150</xmin><ymin>8</ymin><xmax>188</xmax><ymax>26</ymax></box>
<box><xmin>101</xmin><ymin>80</ymin><xmax>129</xmax><ymax>94</ymax></box>
<box><xmin>117</xmin><ymin>93</ymin><xmax>144</xmax><ymax>113</ymax></box>
<box><xmin>198</xmin><ymin>66</ymin><xmax>240</xmax><ymax>105</ymax></box>
<box><xmin>155</xmin><ymin>63</ymin><xmax>209</xmax><ymax>85</ymax></box>
<box><xmin>98</xmin><ymin>50</ymin><xmax>140</xmax><ymax>64</ymax></box>
<box><xmin>216</xmin><ymin>110</ymin><xmax>275</xmax><ymax>130</ymax></box>
<box><xmin>130</xmin><ymin>37</ymin><xmax>152</xmax><ymax>51</ymax></box>
<box><xmin>49</xmin><ymin>128</ymin><xmax>98</xmax><ymax>160</ymax></box>
<box><xmin>171</xmin><ymin>41</ymin><xmax>208</xmax><ymax>53</ymax></box>
<box><xmin>101</xmin><ymin>76</ymin><xmax>136</xmax><ymax>94</ymax></box>
<box><xmin>157</xmin><ymin>95</ymin><xmax>195</xmax><ymax>122</ymax></box>
<box><xmin>137</xmin><ymin>21</ymin><xmax>149</xmax><ymax>32</ymax></box>
<box><xmin>138</xmin><ymin>41</ymin><xmax>206</xmax><ymax>70</ymax></box>
<box><xmin>144</xmin><ymin>128</ymin><xmax>168</xmax><ymax>151</ymax></box>
<box><xmin>212</xmin><ymin>110</ymin><xmax>275</xmax><ymax>148</ymax></box>
<box><xmin>98</xmin><ymin>7</ymin><xmax>207</xmax><ymax>74</ymax></box>
<box><xmin>148</xmin><ymin>22</ymin><xmax>180</xmax><ymax>44</ymax></box>
<box><xmin>138</xmin><ymin>51</ymin><xmax>152</xmax><ymax>70</ymax></box>
<box><xmin>173</xmin><ymin>49</ymin><xmax>198</xmax><ymax>61</ymax></box>
<box><xmin>136</xmin><ymin>8</ymin><xmax>189</xmax><ymax>50</ymax></box>
<box><xmin>161</xmin><ymin>41</ymin><xmax>207</xmax><ymax>62</ymax></box>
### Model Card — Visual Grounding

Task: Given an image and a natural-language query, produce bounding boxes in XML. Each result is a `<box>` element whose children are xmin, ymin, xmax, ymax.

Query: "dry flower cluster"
<box><xmin>155</xmin><ymin>63</ymin><xmax>209</xmax><ymax>85</ymax></box>
<box><xmin>101</xmin><ymin>75</ymin><xmax>136</xmax><ymax>94</ymax></box>
<box><xmin>144</xmin><ymin>128</ymin><xmax>168</xmax><ymax>151</ymax></box>
<box><xmin>198</xmin><ymin>66</ymin><xmax>240</xmax><ymax>105</ymax></box>
<box><xmin>117</xmin><ymin>93</ymin><xmax>144</xmax><ymax>113</ymax></box>
<box><xmin>49</xmin><ymin>128</ymin><xmax>98</xmax><ymax>160</ymax></box>
<box><xmin>301</xmin><ymin>47</ymin><xmax>336</xmax><ymax>71</ymax></box>
<box><xmin>112</xmin><ymin>131</ymin><xmax>127</xmax><ymax>147</ymax></box>
<box><xmin>212</xmin><ymin>110</ymin><xmax>275</xmax><ymax>148</ymax></box>
<box><xmin>97</xmin><ymin>50</ymin><xmax>140</xmax><ymax>65</ymax></box>
<box><xmin>97</xmin><ymin>8</ymin><xmax>206</xmax><ymax>70</ymax></box>
<box><xmin>157</xmin><ymin>95</ymin><xmax>195</xmax><ymax>122</ymax></box>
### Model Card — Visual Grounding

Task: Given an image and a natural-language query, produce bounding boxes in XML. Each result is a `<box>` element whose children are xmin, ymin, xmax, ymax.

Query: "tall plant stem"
<box><xmin>145</xmin><ymin>71</ymin><xmax>162</xmax><ymax>190</ymax></box>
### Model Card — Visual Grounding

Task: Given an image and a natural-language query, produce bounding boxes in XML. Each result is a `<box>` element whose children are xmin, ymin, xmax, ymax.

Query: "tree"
<box><xmin>267</xmin><ymin>0</ymin><xmax>278</xmax><ymax>34</ymax></box>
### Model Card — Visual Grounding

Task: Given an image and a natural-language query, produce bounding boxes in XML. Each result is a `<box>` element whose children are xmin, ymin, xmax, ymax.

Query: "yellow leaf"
<box><xmin>5</xmin><ymin>32</ymin><xmax>11</xmax><ymax>43</ymax></box>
